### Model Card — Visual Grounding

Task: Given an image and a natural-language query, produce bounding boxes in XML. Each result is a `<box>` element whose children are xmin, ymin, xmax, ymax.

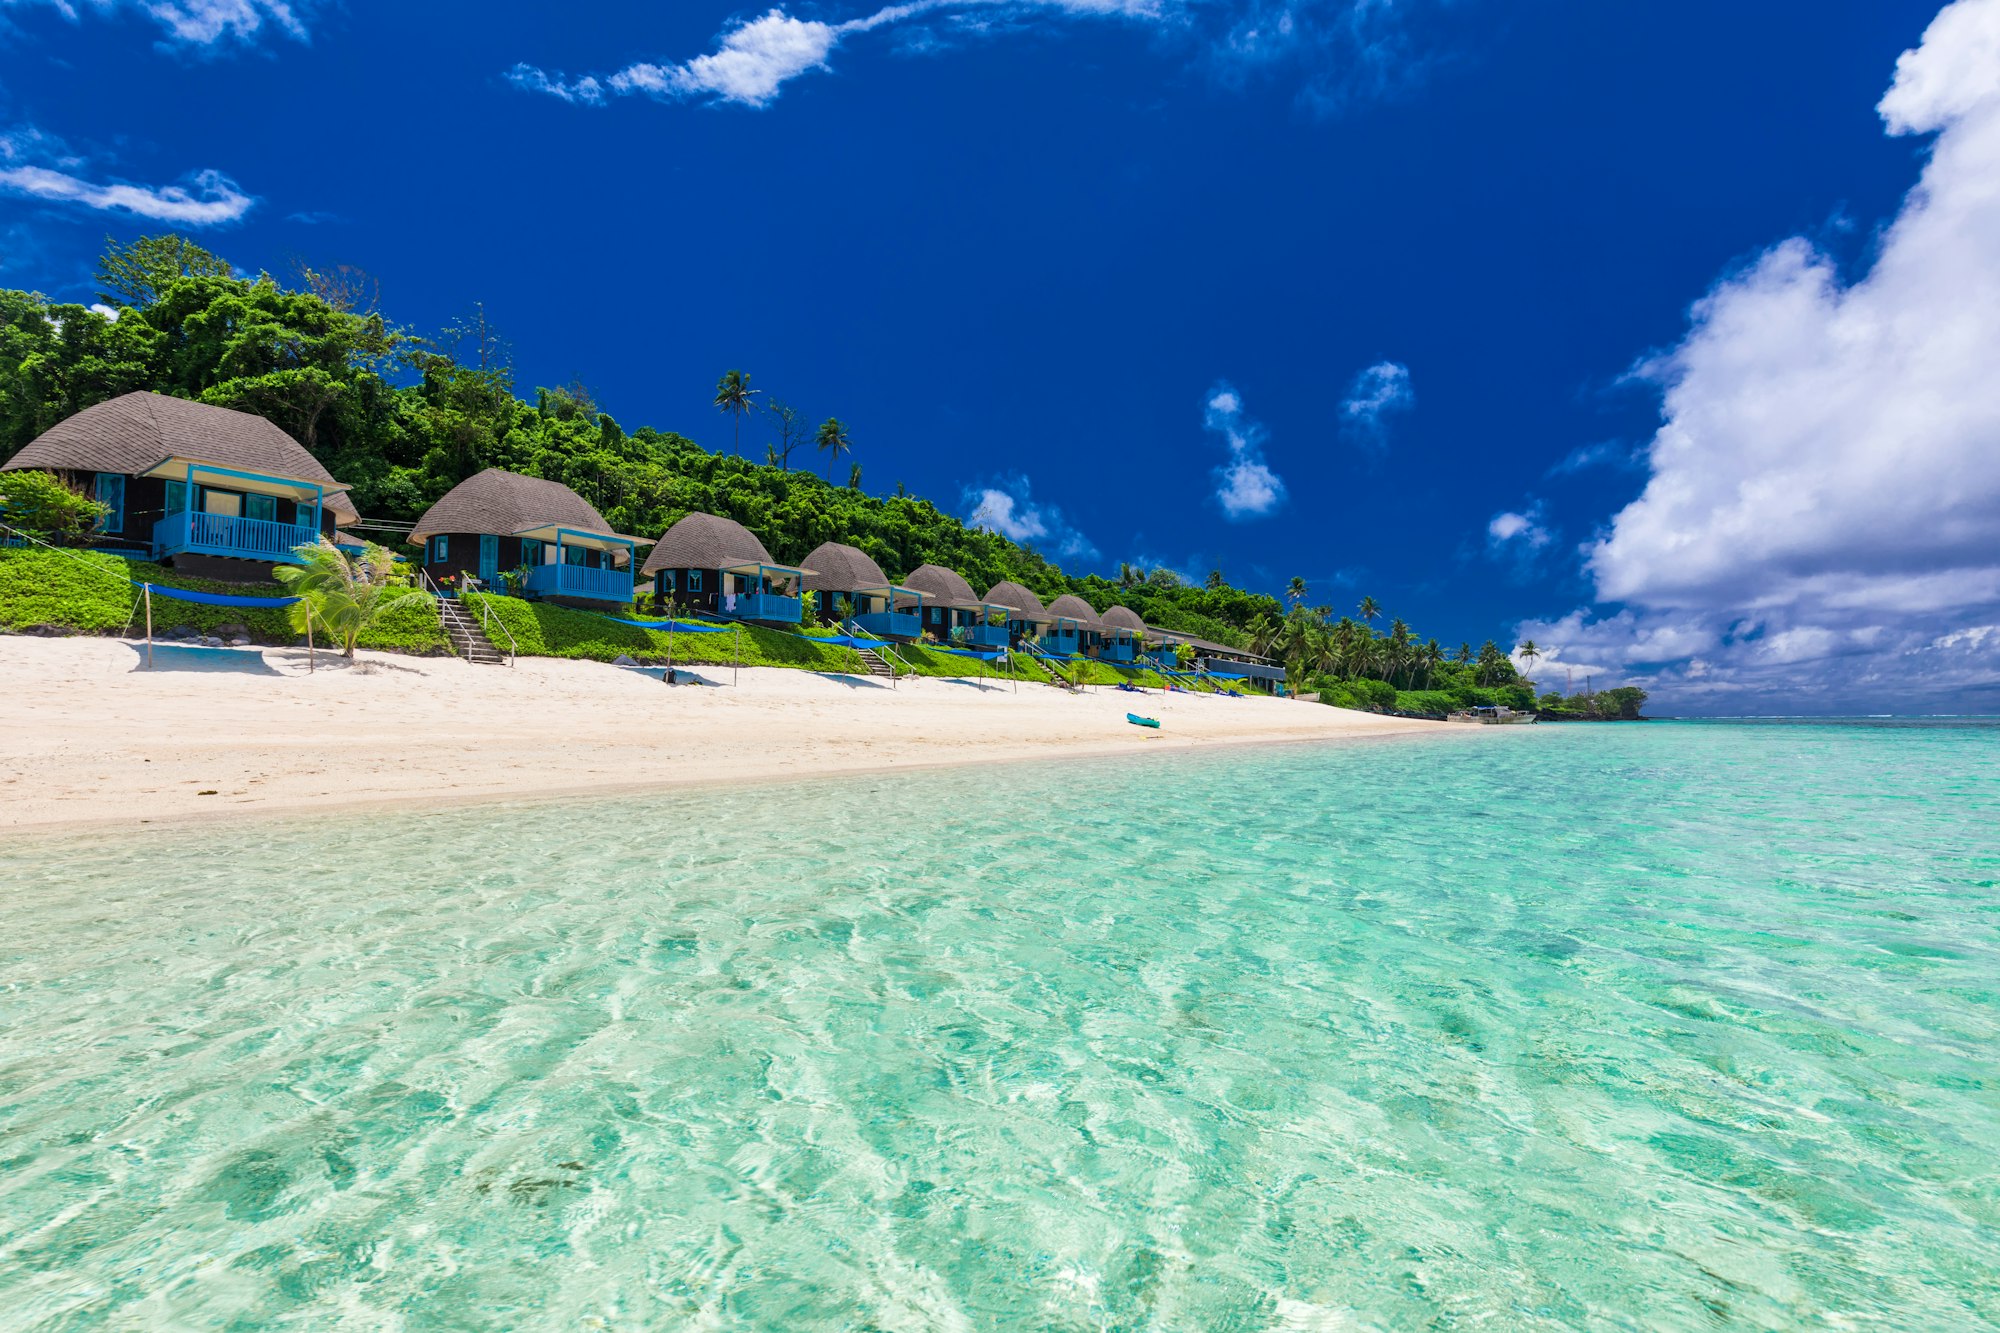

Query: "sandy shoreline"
<box><xmin>0</xmin><ymin>636</ymin><xmax>1472</xmax><ymax>832</ymax></box>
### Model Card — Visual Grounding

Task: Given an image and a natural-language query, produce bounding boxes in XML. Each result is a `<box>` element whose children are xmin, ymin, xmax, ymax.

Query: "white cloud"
<box><xmin>1338</xmin><ymin>359</ymin><xmax>1412</xmax><ymax>447</ymax></box>
<box><xmin>5</xmin><ymin>0</ymin><xmax>310</xmax><ymax>45</ymax></box>
<box><xmin>1204</xmin><ymin>379</ymin><xmax>1287</xmax><ymax>519</ymax></box>
<box><xmin>0</xmin><ymin>159</ymin><xmax>252</xmax><ymax>225</ymax></box>
<box><xmin>964</xmin><ymin>475</ymin><xmax>1098</xmax><ymax>560</ymax></box>
<box><xmin>1530</xmin><ymin>0</ymin><xmax>2000</xmax><ymax>712</ymax></box>
<box><xmin>1487</xmin><ymin>506</ymin><xmax>1550</xmax><ymax>551</ymax></box>
<box><xmin>509</xmin><ymin>0</ymin><xmax>1438</xmax><ymax>112</ymax></box>
<box><xmin>1545</xmin><ymin>439</ymin><xmax>1638</xmax><ymax>477</ymax></box>
<box><xmin>88</xmin><ymin>302</ymin><xmax>118</xmax><ymax>319</ymax></box>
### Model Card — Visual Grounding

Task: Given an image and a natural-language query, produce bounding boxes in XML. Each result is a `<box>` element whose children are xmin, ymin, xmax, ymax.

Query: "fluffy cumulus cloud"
<box><xmin>1519</xmin><ymin>0</ymin><xmax>2000</xmax><ymax>713</ymax></box>
<box><xmin>5</xmin><ymin>0</ymin><xmax>311</xmax><ymax>46</ymax></box>
<box><xmin>509</xmin><ymin>0</ymin><xmax>1449</xmax><ymax>111</ymax></box>
<box><xmin>0</xmin><ymin>127</ymin><xmax>252</xmax><ymax>225</ymax></box>
<box><xmin>1204</xmin><ymin>381</ymin><xmax>1287</xmax><ymax>520</ymax></box>
<box><xmin>1338</xmin><ymin>360</ymin><xmax>1412</xmax><ymax>448</ymax></box>
<box><xmin>964</xmin><ymin>475</ymin><xmax>1098</xmax><ymax>560</ymax></box>
<box><xmin>1487</xmin><ymin>505</ymin><xmax>1550</xmax><ymax>552</ymax></box>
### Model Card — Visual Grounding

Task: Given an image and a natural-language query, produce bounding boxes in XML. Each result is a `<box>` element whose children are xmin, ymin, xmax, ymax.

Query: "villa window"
<box><xmin>245</xmin><ymin>494</ymin><xmax>277</xmax><ymax>524</ymax></box>
<box><xmin>165</xmin><ymin>481</ymin><xmax>189</xmax><ymax>514</ymax></box>
<box><xmin>688</xmin><ymin>570</ymin><xmax>703</xmax><ymax>593</ymax></box>
<box><xmin>92</xmin><ymin>473</ymin><xmax>124</xmax><ymax>534</ymax></box>
<box><xmin>431</xmin><ymin>535</ymin><xmax>449</xmax><ymax>562</ymax></box>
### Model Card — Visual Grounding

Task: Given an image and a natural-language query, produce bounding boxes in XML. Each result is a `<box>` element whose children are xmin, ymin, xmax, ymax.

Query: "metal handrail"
<box><xmin>1020</xmin><ymin>636</ymin><xmax>1083</xmax><ymax>692</ymax></box>
<box><xmin>421</xmin><ymin>569</ymin><xmax>517</xmax><ymax>666</ymax></box>
<box><xmin>842</xmin><ymin>618</ymin><xmax>913</xmax><ymax>685</ymax></box>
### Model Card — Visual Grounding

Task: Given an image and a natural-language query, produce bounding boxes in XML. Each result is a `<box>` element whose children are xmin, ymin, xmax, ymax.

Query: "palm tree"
<box><xmin>1420</xmin><ymin>639</ymin><xmax>1444</xmax><ymax>690</ymax></box>
<box><xmin>816</xmin><ymin>417</ymin><xmax>852</xmax><ymax>480</ymax></box>
<box><xmin>273</xmin><ymin>537</ymin><xmax>394</xmax><ymax>659</ymax></box>
<box><xmin>1357</xmin><ymin>595</ymin><xmax>1381</xmax><ymax>626</ymax></box>
<box><xmin>714</xmin><ymin>370</ymin><xmax>758</xmax><ymax>457</ymax></box>
<box><xmin>1286</xmin><ymin>576</ymin><xmax>1307</xmax><ymax>608</ymax></box>
<box><xmin>1517</xmin><ymin>638</ymin><xmax>1541</xmax><ymax>682</ymax></box>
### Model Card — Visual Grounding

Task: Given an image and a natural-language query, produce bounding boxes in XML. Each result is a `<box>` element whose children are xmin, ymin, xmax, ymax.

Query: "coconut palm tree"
<box><xmin>1517</xmin><ymin>638</ymin><xmax>1541</xmax><ymax>681</ymax></box>
<box><xmin>816</xmin><ymin>417</ymin><xmax>852</xmax><ymax>480</ymax></box>
<box><xmin>1357</xmin><ymin>595</ymin><xmax>1381</xmax><ymax>626</ymax></box>
<box><xmin>714</xmin><ymin>370</ymin><xmax>758</xmax><ymax>457</ymax></box>
<box><xmin>1286</xmin><ymin>576</ymin><xmax>1307</xmax><ymax>608</ymax></box>
<box><xmin>1420</xmin><ymin>638</ymin><xmax>1445</xmax><ymax>689</ymax></box>
<box><xmin>273</xmin><ymin>537</ymin><xmax>395</xmax><ymax>659</ymax></box>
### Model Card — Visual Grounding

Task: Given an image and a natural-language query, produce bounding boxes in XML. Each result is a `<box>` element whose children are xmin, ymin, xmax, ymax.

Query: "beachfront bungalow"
<box><xmin>411</xmin><ymin>468</ymin><xmax>640</xmax><ymax>607</ymax></box>
<box><xmin>1045</xmin><ymin>594</ymin><xmax>1106</xmax><ymax>658</ymax></box>
<box><xmin>904</xmin><ymin>564</ymin><xmax>1012</xmax><ymax>650</ymax></box>
<box><xmin>642</xmin><ymin>511</ymin><xmax>807</xmax><ymax>625</ymax></box>
<box><xmin>1099</xmin><ymin>605</ymin><xmax>1145</xmax><ymax>663</ymax></box>
<box><xmin>1</xmin><ymin>392</ymin><xmax>352</xmax><ymax>582</ymax></box>
<box><xmin>983</xmin><ymin>581</ymin><xmax>1056</xmax><ymax>650</ymax></box>
<box><xmin>801</xmin><ymin>541</ymin><xmax>924</xmax><ymax>641</ymax></box>
<box><xmin>1149</xmin><ymin>627</ymin><xmax>1288</xmax><ymax>693</ymax></box>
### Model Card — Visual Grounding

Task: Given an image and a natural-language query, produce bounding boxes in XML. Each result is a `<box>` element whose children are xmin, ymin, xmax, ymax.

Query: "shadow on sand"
<box><xmin>126</xmin><ymin>642</ymin><xmax>283</xmax><ymax>676</ymax></box>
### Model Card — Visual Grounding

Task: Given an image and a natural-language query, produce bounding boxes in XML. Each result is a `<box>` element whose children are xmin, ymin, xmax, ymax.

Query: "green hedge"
<box><xmin>0</xmin><ymin>546</ymin><xmax>449</xmax><ymax>654</ymax></box>
<box><xmin>462</xmin><ymin>593</ymin><xmax>864</xmax><ymax>672</ymax></box>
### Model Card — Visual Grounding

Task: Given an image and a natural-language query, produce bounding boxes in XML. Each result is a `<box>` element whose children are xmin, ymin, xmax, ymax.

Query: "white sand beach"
<box><xmin>0</xmin><ymin>636</ymin><xmax>1463</xmax><ymax>830</ymax></box>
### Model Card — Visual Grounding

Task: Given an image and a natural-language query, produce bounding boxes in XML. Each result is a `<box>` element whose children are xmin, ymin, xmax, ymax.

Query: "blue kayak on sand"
<box><xmin>1126</xmin><ymin>713</ymin><xmax>1161</xmax><ymax>729</ymax></box>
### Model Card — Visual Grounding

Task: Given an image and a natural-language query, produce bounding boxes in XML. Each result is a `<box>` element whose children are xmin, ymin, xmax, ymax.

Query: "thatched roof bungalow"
<box><xmin>411</xmin><ymin>468</ymin><xmax>640</xmax><ymax>605</ymax></box>
<box><xmin>905</xmin><ymin>564</ymin><xmax>1012</xmax><ymax>649</ymax></box>
<box><xmin>1097</xmin><ymin>604</ymin><xmax>1146</xmax><ymax>663</ymax></box>
<box><xmin>802</xmin><ymin>541</ymin><xmax>923</xmax><ymax>640</ymax></box>
<box><xmin>641</xmin><ymin>512</ymin><xmax>808</xmax><ymax>624</ymax></box>
<box><xmin>2</xmin><ymin>391</ymin><xmax>351</xmax><ymax>581</ymax></box>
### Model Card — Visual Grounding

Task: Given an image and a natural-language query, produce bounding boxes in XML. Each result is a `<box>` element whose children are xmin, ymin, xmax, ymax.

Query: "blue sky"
<box><xmin>4</xmin><ymin>0</ymin><xmax>1995</xmax><ymax>712</ymax></box>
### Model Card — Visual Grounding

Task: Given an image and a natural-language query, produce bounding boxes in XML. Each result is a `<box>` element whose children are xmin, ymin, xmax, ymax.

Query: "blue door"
<box><xmin>478</xmin><ymin>534</ymin><xmax>499</xmax><ymax>586</ymax></box>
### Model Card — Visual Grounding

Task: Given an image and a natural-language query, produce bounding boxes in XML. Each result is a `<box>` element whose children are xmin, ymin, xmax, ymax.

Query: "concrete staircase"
<box><xmin>856</xmin><ymin>646</ymin><xmax>899</xmax><ymax>680</ymax></box>
<box><xmin>438</xmin><ymin>597</ymin><xmax>506</xmax><ymax>665</ymax></box>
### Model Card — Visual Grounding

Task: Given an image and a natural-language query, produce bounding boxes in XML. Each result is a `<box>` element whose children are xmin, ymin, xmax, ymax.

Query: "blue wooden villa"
<box><xmin>904</xmin><ymin>564</ymin><xmax>1012</xmax><ymax>650</ymax></box>
<box><xmin>1045</xmin><ymin>595</ymin><xmax>1106</xmax><ymax>658</ymax></box>
<box><xmin>1</xmin><ymin>392</ymin><xmax>357</xmax><ymax>581</ymax></box>
<box><xmin>983</xmin><ymin>581</ymin><xmax>1057</xmax><ymax>650</ymax></box>
<box><xmin>802</xmin><ymin>541</ymin><xmax>925</xmax><ymax>641</ymax></box>
<box><xmin>1098</xmin><ymin>605</ymin><xmax>1146</xmax><ymax>663</ymax></box>
<box><xmin>642</xmin><ymin>511</ymin><xmax>808</xmax><ymax>625</ymax></box>
<box><xmin>411</xmin><ymin>468</ymin><xmax>640</xmax><ymax>607</ymax></box>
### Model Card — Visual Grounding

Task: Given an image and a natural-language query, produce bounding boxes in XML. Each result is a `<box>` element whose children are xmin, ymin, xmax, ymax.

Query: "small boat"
<box><xmin>1446</xmin><ymin>705</ymin><xmax>1538</xmax><ymax>725</ymax></box>
<box><xmin>1126</xmin><ymin>713</ymin><xmax>1161</xmax><ymax>729</ymax></box>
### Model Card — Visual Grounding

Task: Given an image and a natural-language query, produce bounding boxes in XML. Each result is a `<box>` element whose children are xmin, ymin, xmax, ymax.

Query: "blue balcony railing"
<box><xmin>722</xmin><ymin>592</ymin><xmax>802</xmax><ymax>623</ymax></box>
<box><xmin>854</xmin><ymin>610</ymin><xmax>920</xmax><ymax>640</ymax></box>
<box><xmin>966</xmin><ymin>623</ymin><xmax>1010</xmax><ymax>649</ymax></box>
<box><xmin>526</xmin><ymin>563</ymin><xmax>633</xmax><ymax>603</ymax></box>
<box><xmin>1102</xmin><ymin>641</ymin><xmax>1136</xmax><ymax>663</ymax></box>
<box><xmin>1040</xmin><ymin>630</ymin><xmax>1080</xmax><ymax>656</ymax></box>
<box><xmin>155</xmin><ymin>510</ymin><xmax>317</xmax><ymax>564</ymax></box>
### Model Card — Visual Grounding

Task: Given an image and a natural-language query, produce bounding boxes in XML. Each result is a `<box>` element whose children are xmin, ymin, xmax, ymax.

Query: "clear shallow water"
<box><xmin>3</xmin><ymin>723</ymin><xmax>1998</xmax><ymax>1331</ymax></box>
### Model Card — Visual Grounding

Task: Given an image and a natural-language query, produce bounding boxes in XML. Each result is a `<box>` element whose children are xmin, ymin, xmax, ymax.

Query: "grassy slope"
<box><xmin>0</xmin><ymin>546</ymin><xmax>450</xmax><ymax>654</ymax></box>
<box><xmin>461</xmin><ymin>593</ymin><xmax>867</xmax><ymax>673</ymax></box>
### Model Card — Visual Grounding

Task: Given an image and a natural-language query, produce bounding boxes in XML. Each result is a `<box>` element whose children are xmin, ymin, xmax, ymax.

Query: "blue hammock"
<box><xmin>604</xmin><ymin>616</ymin><xmax>731</xmax><ymax>634</ymax></box>
<box><xmin>139</xmin><ymin>582</ymin><xmax>298</xmax><ymax>609</ymax></box>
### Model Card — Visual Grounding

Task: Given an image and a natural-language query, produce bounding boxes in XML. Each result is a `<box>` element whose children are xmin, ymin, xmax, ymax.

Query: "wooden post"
<box><xmin>143</xmin><ymin>583</ymin><xmax>153</xmax><ymax>669</ymax></box>
<box><xmin>306</xmin><ymin>602</ymin><xmax>315</xmax><ymax>673</ymax></box>
<box><xmin>733</xmin><ymin>624</ymin><xmax>740</xmax><ymax>688</ymax></box>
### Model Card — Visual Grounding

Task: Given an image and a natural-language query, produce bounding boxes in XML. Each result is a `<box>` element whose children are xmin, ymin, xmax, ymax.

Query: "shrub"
<box><xmin>0</xmin><ymin>470</ymin><xmax>108</xmax><ymax>545</ymax></box>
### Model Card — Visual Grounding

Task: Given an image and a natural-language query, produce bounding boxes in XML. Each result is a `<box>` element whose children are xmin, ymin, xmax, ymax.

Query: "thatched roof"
<box><xmin>801</xmin><ymin>541</ymin><xmax>892</xmax><ymax>594</ymax></box>
<box><xmin>410</xmin><ymin>468</ymin><xmax>621</xmax><ymax>543</ymax></box>
<box><xmin>903</xmin><ymin>563</ymin><xmax>984</xmax><ymax>610</ymax></box>
<box><xmin>984</xmin><ymin>580</ymin><xmax>1051</xmax><ymax>621</ymax></box>
<box><xmin>1100</xmin><ymin>604</ymin><xmax>1145</xmax><ymax>633</ymax></box>
<box><xmin>1148</xmin><ymin>626</ymin><xmax>1275</xmax><ymax>663</ymax></box>
<box><xmin>326</xmin><ymin>491</ymin><xmax>359</xmax><ymax>524</ymax></box>
<box><xmin>641</xmin><ymin>511</ymin><xmax>776</xmax><ymax>576</ymax></box>
<box><xmin>1046</xmin><ymin>594</ymin><xmax>1104</xmax><ymax>629</ymax></box>
<box><xmin>3</xmin><ymin>392</ymin><xmax>348</xmax><ymax>499</ymax></box>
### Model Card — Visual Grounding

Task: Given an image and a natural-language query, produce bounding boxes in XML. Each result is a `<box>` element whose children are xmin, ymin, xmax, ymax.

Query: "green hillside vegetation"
<box><xmin>0</xmin><ymin>234</ymin><xmax>1622</xmax><ymax>713</ymax></box>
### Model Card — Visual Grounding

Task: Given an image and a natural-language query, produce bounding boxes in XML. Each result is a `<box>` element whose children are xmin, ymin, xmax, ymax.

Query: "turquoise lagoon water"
<box><xmin>2</xmin><ymin>721</ymin><xmax>1999</xmax><ymax>1330</ymax></box>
